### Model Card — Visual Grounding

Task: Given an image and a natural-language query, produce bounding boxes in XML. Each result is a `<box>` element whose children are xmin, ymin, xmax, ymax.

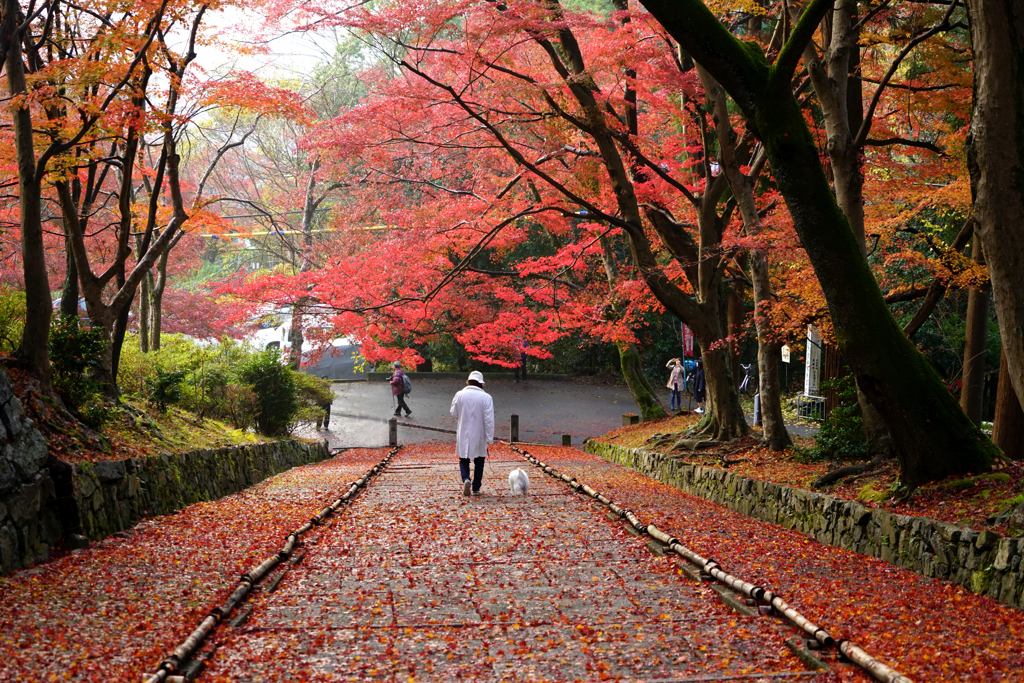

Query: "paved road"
<box><xmin>203</xmin><ymin>443</ymin><xmax>824</xmax><ymax>682</ymax></box>
<box><xmin>310</xmin><ymin>379</ymin><xmax>645</xmax><ymax>449</ymax></box>
<box><xmin>302</xmin><ymin>378</ymin><xmax>817</xmax><ymax>449</ymax></box>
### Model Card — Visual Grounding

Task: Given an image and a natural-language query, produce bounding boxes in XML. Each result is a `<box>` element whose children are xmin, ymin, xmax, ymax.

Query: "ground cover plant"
<box><xmin>595</xmin><ymin>415</ymin><xmax>1024</xmax><ymax>535</ymax></box>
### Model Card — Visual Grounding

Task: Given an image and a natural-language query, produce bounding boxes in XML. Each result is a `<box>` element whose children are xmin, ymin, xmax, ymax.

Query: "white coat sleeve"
<box><xmin>450</xmin><ymin>393</ymin><xmax>459</xmax><ymax>418</ymax></box>
<box><xmin>485</xmin><ymin>396</ymin><xmax>495</xmax><ymax>444</ymax></box>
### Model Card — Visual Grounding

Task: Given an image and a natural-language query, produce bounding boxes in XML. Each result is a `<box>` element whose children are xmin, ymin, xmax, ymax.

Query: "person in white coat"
<box><xmin>451</xmin><ymin>370</ymin><xmax>495</xmax><ymax>496</ymax></box>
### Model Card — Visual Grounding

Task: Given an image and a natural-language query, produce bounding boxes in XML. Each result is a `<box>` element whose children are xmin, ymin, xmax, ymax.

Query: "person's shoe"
<box><xmin>462</xmin><ymin>480</ymin><xmax>472</xmax><ymax>496</ymax></box>
<box><xmin>695</xmin><ymin>407</ymin><xmax>704</xmax><ymax>414</ymax></box>
<box><xmin>405</xmin><ymin>411</ymin><xmax>412</xmax><ymax>417</ymax></box>
<box><xmin>393</xmin><ymin>411</ymin><xmax>401</xmax><ymax>417</ymax></box>
<box><xmin>471</xmin><ymin>490</ymin><xmax>482</xmax><ymax>496</ymax></box>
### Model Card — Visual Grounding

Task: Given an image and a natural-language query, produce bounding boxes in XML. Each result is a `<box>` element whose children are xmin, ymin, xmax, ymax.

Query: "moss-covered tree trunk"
<box><xmin>642</xmin><ymin>0</ymin><xmax>997</xmax><ymax>486</ymax></box>
<box><xmin>617</xmin><ymin>341</ymin><xmax>666</xmax><ymax>422</ymax></box>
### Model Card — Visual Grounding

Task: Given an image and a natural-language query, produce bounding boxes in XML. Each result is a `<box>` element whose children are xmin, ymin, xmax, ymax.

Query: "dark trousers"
<box><xmin>395</xmin><ymin>393</ymin><xmax>411</xmax><ymax>416</ymax></box>
<box><xmin>317</xmin><ymin>402</ymin><xmax>331</xmax><ymax>428</ymax></box>
<box><xmin>459</xmin><ymin>457</ymin><xmax>485</xmax><ymax>492</ymax></box>
<box><xmin>514</xmin><ymin>359</ymin><xmax>527</xmax><ymax>382</ymax></box>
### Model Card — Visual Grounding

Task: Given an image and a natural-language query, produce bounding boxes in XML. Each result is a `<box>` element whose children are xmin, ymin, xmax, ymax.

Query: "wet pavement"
<box><xmin>311</xmin><ymin>379</ymin><xmax>644</xmax><ymax>449</ymax></box>
<box><xmin>302</xmin><ymin>378</ymin><xmax>817</xmax><ymax>449</ymax></box>
<box><xmin>203</xmin><ymin>443</ymin><xmax>824</xmax><ymax>682</ymax></box>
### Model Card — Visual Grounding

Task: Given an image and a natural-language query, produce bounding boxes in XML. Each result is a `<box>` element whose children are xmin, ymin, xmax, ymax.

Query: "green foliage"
<box><xmin>0</xmin><ymin>286</ymin><xmax>25</xmax><ymax>354</ymax></box>
<box><xmin>49</xmin><ymin>314</ymin><xmax>109</xmax><ymax>428</ymax></box>
<box><xmin>240</xmin><ymin>349</ymin><xmax>298</xmax><ymax>437</ymax></box>
<box><xmin>808</xmin><ymin>375</ymin><xmax>869</xmax><ymax>462</ymax></box>
<box><xmin>146</xmin><ymin>368</ymin><xmax>187</xmax><ymax>412</ymax></box>
<box><xmin>120</xmin><ymin>335</ymin><xmax>307</xmax><ymax>435</ymax></box>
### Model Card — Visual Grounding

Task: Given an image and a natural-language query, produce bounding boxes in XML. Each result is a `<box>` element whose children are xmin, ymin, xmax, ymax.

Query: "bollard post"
<box><xmin>511</xmin><ymin>414</ymin><xmax>519</xmax><ymax>442</ymax></box>
<box><xmin>562</xmin><ymin>434</ymin><xmax>571</xmax><ymax>446</ymax></box>
<box><xmin>389</xmin><ymin>417</ymin><xmax>398</xmax><ymax>447</ymax></box>
<box><xmin>623</xmin><ymin>414</ymin><xmax>640</xmax><ymax>426</ymax></box>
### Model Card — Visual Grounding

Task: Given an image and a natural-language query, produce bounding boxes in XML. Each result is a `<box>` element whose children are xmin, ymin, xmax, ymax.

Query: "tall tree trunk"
<box><xmin>150</xmin><ymin>242</ymin><xmax>171</xmax><ymax>351</ymax></box>
<box><xmin>60</xmin><ymin>229</ymin><xmax>79</xmax><ymax>319</ymax></box>
<box><xmin>752</xmin><ymin>252</ymin><xmax>792</xmax><ymax>449</ymax></box>
<box><xmin>961</xmin><ymin>235</ymin><xmax>988</xmax><ymax>425</ymax></box>
<box><xmin>139</xmin><ymin>272</ymin><xmax>150</xmax><ymax>353</ymax></box>
<box><xmin>7</xmin><ymin>30</ymin><xmax>55</xmax><ymax>395</ymax></box>
<box><xmin>288</xmin><ymin>305</ymin><xmax>304</xmax><ymax>370</ymax></box>
<box><xmin>965</xmin><ymin>0</ymin><xmax>1024</xmax><ymax>417</ymax></box>
<box><xmin>644</xmin><ymin>0</ymin><xmax>998</xmax><ymax>485</ymax></box>
<box><xmin>698</xmin><ymin>66</ymin><xmax>789</xmax><ymax>449</ymax></box>
<box><xmin>993</xmin><ymin>348</ymin><xmax>1024</xmax><ymax>460</ymax></box>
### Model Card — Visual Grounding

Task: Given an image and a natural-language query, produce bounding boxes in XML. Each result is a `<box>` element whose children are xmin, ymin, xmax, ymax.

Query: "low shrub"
<box><xmin>49</xmin><ymin>314</ymin><xmax>109</xmax><ymax>427</ymax></box>
<box><xmin>807</xmin><ymin>375</ymin><xmax>869</xmax><ymax>462</ymax></box>
<box><xmin>240</xmin><ymin>349</ymin><xmax>297</xmax><ymax>436</ymax></box>
<box><xmin>146</xmin><ymin>368</ymin><xmax>188</xmax><ymax>412</ymax></box>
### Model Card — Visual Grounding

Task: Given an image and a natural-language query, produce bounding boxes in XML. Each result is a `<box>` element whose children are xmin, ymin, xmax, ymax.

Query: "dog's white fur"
<box><xmin>508</xmin><ymin>467</ymin><xmax>530</xmax><ymax>495</ymax></box>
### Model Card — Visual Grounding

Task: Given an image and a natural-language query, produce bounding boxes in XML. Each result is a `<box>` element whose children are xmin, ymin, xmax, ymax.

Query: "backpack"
<box><xmin>401</xmin><ymin>373</ymin><xmax>412</xmax><ymax>395</ymax></box>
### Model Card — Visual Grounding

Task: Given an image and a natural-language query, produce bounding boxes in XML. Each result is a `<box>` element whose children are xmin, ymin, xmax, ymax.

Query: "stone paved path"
<box><xmin>203</xmin><ymin>444</ymin><xmax>827</xmax><ymax>682</ymax></box>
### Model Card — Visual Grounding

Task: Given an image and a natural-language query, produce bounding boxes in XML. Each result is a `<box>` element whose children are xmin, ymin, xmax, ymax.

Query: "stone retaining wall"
<box><xmin>0</xmin><ymin>369</ymin><xmax>60</xmax><ymax>575</ymax></box>
<box><xmin>72</xmin><ymin>440</ymin><xmax>330</xmax><ymax>540</ymax></box>
<box><xmin>585</xmin><ymin>440</ymin><xmax>1024</xmax><ymax>609</ymax></box>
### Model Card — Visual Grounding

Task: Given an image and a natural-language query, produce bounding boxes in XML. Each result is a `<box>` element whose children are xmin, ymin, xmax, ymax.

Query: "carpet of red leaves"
<box><xmin>598</xmin><ymin>414</ymin><xmax>1024</xmax><ymax>534</ymax></box>
<box><xmin>528</xmin><ymin>443</ymin><xmax>1024</xmax><ymax>682</ymax></box>
<box><xmin>0</xmin><ymin>450</ymin><xmax>384</xmax><ymax>682</ymax></box>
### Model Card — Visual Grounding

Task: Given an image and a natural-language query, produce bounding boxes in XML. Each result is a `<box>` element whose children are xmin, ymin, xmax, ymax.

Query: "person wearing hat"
<box><xmin>390</xmin><ymin>361</ymin><xmax>412</xmax><ymax>417</ymax></box>
<box><xmin>450</xmin><ymin>370</ymin><xmax>495</xmax><ymax>496</ymax></box>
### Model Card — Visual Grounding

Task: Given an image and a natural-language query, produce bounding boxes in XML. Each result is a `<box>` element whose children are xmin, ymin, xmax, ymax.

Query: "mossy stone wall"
<box><xmin>586</xmin><ymin>440</ymin><xmax>1024</xmax><ymax>609</ymax></box>
<box><xmin>72</xmin><ymin>440</ymin><xmax>330</xmax><ymax>540</ymax></box>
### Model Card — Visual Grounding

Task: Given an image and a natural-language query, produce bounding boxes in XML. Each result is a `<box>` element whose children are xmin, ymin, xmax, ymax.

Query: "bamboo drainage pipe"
<box><xmin>142</xmin><ymin>446</ymin><xmax>400</xmax><ymax>683</ymax></box>
<box><xmin>508</xmin><ymin>443</ymin><xmax>913</xmax><ymax>683</ymax></box>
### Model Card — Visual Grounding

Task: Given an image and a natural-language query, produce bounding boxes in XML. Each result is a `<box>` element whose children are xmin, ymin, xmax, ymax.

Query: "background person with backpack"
<box><xmin>390</xmin><ymin>361</ymin><xmax>412</xmax><ymax>417</ymax></box>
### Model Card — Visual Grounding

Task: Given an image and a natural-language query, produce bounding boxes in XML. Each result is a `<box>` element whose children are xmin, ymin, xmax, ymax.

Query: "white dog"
<box><xmin>508</xmin><ymin>467</ymin><xmax>530</xmax><ymax>495</ymax></box>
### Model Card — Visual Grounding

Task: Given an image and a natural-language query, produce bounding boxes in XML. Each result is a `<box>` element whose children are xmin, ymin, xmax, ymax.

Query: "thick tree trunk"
<box><xmin>700</xmin><ymin>343</ymin><xmax>748</xmax><ymax>440</ymax></box>
<box><xmin>755</xmin><ymin>95</ymin><xmax>995</xmax><ymax>485</ymax></box>
<box><xmin>965</xmin><ymin>0</ymin><xmax>1024</xmax><ymax>417</ymax></box>
<box><xmin>7</xmin><ymin>34</ymin><xmax>54</xmax><ymax>394</ymax></box>
<box><xmin>961</xmin><ymin>235</ymin><xmax>988</xmax><ymax>425</ymax></box>
<box><xmin>642</xmin><ymin>0</ymin><xmax>998</xmax><ymax>485</ymax></box>
<box><xmin>617</xmin><ymin>341</ymin><xmax>667</xmax><ymax>421</ymax></box>
<box><xmin>994</xmin><ymin>348</ymin><xmax>1024</xmax><ymax>460</ymax></box>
